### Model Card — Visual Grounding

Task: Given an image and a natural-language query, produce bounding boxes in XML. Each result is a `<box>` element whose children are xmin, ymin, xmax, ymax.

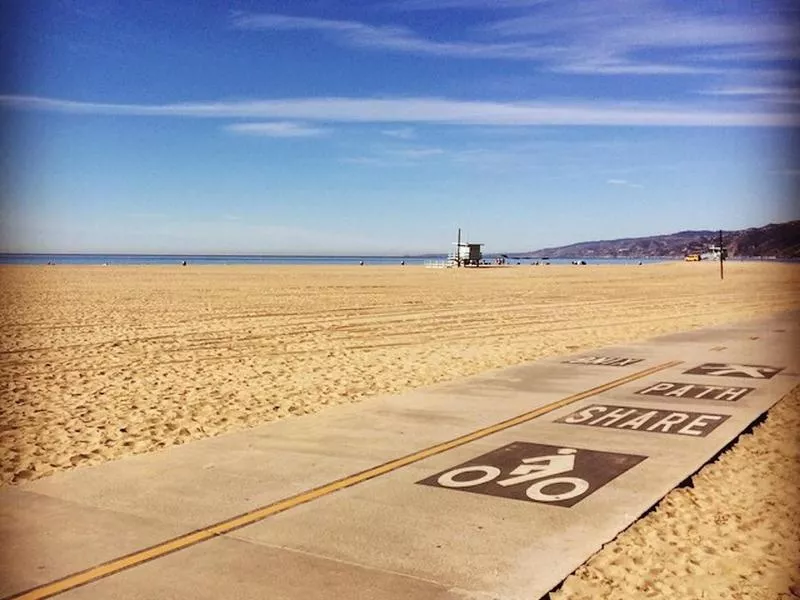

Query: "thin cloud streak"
<box><xmin>232</xmin><ymin>13</ymin><xmax>555</xmax><ymax>61</ymax></box>
<box><xmin>391</xmin><ymin>0</ymin><xmax>548</xmax><ymax>9</ymax></box>
<box><xmin>225</xmin><ymin>121</ymin><xmax>330</xmax><ymax>137</ymax></box>
<box><xmin>702</xmin><ymin>86</ymin><xmax>789</xmax><ymax>96</ymax></box>
<box><xmin>607</xmin><ymin>178</ymin><xmax>644</xmax><ymax>189</ymax></box>
<box><xmin>381</xmin><ymin>127</ymin><xmax>416</xmax><ymax>139</ymax></box>
<box><xmin>231</xmin><ymin>6</ymin><xmax>792</xmax><ymax>76</ymax></box>
<box><xmin>388</xmin><ymin>147</ymin><xmax>445</xmax><ymax>158</ymax></box>
<box><xmin>699</xmin><ymin>86</ymin><xmax>800</xmax><ymax>104</ymax></box>
<box><xmin>2</xmin><ymin>95</ymin><xmax>798</xmax><ymax>127</ymax></box>
<box><xmin>485</xmin><ymin>2</ymin><xmax>791</xmax><ymax>75</ymax></box>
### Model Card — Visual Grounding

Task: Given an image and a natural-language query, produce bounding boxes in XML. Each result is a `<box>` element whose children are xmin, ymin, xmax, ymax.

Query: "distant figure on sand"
<box><xmin>400</xmin><ymin>260</ymin><xmax>405</xmax><ymax>266</ymax></box>
<box><xmin>182</xmin><ymin>260</ymin><xmax>187</xmax><ymax>266</ymax></box>
<box><xmin>359</xmin><ymin>260</ymin><xmax>364</xmax><ymax>266</ymax></box>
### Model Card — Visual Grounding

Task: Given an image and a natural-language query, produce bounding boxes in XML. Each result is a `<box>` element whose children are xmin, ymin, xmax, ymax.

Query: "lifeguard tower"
<box><xmin>448</xmin><ymin>228</ymin><xmax>483</xmax><ymax>267</ymax></box>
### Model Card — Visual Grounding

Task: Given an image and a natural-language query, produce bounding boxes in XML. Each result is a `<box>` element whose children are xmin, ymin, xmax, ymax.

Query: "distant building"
<box><xmin>706</xmin><ymin>245</ymin><xmax>727</xmax><ymax>261</ymax></box>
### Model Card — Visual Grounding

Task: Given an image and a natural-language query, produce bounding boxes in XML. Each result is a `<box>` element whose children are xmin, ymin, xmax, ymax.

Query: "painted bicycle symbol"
<box><xmin>418</xmin><ymin>442</ymin><xmax>647</xmax><ymax>508</ymax></box>
<box><xmin>436</xmin><ymin>448</ymin><xmax>589</xmax><ymax>502</ymax></box>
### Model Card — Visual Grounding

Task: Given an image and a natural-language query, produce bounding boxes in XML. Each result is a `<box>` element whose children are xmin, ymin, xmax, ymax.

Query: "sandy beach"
<box><xmin>1</xmin><ymin>260</ymin><xmax>798</xmax><ymax>596</ymax></box>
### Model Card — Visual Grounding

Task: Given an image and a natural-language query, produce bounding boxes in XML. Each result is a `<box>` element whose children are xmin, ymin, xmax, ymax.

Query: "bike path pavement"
<box><xmin>1</xmin><ymin>312</ymin><xmax>798</xmax><ymax>600</ymax></box>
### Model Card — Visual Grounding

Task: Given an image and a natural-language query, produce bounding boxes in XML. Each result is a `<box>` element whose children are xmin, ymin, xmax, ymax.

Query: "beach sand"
<box><xmin>1</xmin><ymin>260</ymin><xmax>798</xmax><ymax>596</ymax></box>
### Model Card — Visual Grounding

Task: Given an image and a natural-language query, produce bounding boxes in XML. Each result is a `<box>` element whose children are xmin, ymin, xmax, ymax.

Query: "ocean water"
<box><xmin>0</xmin><ymin>253</ymin><xmax>672</xmax><ymax>266</ymax></box>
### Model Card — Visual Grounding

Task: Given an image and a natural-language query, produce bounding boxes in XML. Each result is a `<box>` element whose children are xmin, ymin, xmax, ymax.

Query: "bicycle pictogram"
<box><xmin>437</xmin><ymin>448</ymin><xmax>589</xmax><ymax>502</ymax></box>
<box><xmin>417</xmin><ymin>442</ymin><xmax>646</xmax><ymax>508</ymax></box>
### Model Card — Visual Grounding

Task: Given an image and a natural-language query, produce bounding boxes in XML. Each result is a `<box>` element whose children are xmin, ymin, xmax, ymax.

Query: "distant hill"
<box><xmin>521</xmin><ymin>220</ymin><xmax>800</xmax><ymax>259</ymax></box>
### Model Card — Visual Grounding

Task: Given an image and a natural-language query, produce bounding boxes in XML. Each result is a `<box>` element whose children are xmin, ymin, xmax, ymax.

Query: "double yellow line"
<box><xmin>9</xmin><ymin>359</ymin><xmax>681</xmax><ymax>599</ymax></box>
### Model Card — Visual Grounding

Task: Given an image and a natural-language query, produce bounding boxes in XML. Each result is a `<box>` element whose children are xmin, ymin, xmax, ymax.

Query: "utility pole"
<box><xmin>457</xmin><ymin>227</ymin><xmax>462</xmax><ymax>268</ymax></box>
<box><xmin>719</xmin><ymin>229</ymin><xmax>724</xmax><ymax>281</ymax></box>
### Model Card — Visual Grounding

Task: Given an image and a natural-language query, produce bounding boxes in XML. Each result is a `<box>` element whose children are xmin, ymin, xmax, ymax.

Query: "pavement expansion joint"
<box><xmin>227</xmin><ymin>537</ymin><xmax>451</xmax><ymax>590</ymax></box>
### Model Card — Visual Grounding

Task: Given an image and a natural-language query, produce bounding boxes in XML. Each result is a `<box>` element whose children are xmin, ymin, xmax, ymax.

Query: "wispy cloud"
<box><xmin>483</xmin><ymin>1</ymin><xmax>792</xmax><ymax>75</ymax></box>
<box><xmin>232</xmin><ymin>13</ymin><xmax>553</xmax><ymax>61</ymax></box>
<box><xmin>341</xmin><ymin>145</ymin><xmax>445</xmax><ymax>168</ymax></box>
<box><xmin>391</xmin><ymin>0</ymin><xmax>548</xmax><ymax>9</ymax></box>
<box><xmin>339</xmin><ymin>155</ymin><xmax>421</xmax><ymax>168</ymax></box>
<box><xmin>388</xmin><ymin>147</ymin><xmax>444</xmax><ymax>158</ymax></box>
<box><xmin>2</xmin><ymin>94</ymin><xmax>797</xmax><ymax>127</ymax></box>
<box><xmin>225</xmin><ymin>121</ymin><xmax>330</xmax><ymax>137</ymax></box>
<box><xmin>231</xmin><ymin>3</ymin><xmax>793</xmax><ymax>76</ymax></box>
<box><xmin>381</xmin><ymin>127</ymin><xmax>416</xmax><ymax>139</ymax></box>
<box><xmin>699</xmin><ymin>86</ymin><xmax>800</xmax><ymax>104</ymax></box>
<box><xmin>607</xmin><ymin>178</ymin><xmax>644</xmax><ymax>189</ymax></box>
<box><xmin>702</xmin><ymin>86</ymin><xmax>787</xmax><ymax>97</ymax></box>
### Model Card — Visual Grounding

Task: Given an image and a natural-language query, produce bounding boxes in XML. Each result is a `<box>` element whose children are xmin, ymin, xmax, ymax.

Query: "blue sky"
<box><xmin>1</xmin><ymin>0</ymin><xmax>798</xmax><ymax>254</ymax></box>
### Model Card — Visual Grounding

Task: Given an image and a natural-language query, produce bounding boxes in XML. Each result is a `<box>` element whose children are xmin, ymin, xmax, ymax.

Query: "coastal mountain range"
<box><xmin>519</xmin><ymin>220</ymin><xmax>800</xmax><ymax>259</ymax></box>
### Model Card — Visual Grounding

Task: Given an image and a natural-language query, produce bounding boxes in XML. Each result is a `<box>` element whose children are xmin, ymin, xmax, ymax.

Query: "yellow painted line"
<box><xmin>9</xmin><ymin>359</ymin><xmax>681</xmax><ymax>600</ymax></box>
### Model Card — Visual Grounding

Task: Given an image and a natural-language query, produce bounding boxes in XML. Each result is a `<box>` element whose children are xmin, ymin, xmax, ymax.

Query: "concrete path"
<box><xmin>2</xmin><ymin>312</ymin><xmax>798</xmax><ymax>600</ymax></box>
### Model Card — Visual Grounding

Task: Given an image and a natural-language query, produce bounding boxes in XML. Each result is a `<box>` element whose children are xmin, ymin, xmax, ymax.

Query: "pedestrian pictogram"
<box><xmin>417</xmin><ymin>442</ymin><xmax>646</xmax><ymax>507</ymax></box>
<box><xmin>684</xmin><ymin>363</ymin><xmax>783</xmax><ymax>379</ymax></box>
